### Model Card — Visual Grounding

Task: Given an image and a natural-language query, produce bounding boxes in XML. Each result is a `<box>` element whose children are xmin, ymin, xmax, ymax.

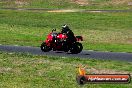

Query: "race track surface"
<box><xmin>0</xmin><ymin>45</ymin><xmax>132</xmax><ymax>62</ymax></box>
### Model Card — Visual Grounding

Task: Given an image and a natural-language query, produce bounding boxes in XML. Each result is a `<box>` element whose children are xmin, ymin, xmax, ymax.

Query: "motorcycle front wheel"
<box><xmin>40</xmin><ymin>42</ymin><xmax>51</xmax><ymax>52</ymax></box>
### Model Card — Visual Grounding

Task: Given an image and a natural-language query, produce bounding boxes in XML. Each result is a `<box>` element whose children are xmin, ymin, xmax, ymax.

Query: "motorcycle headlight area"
<box><xmin>51</xmin><ymin>33</ymin><xmax>58</xmax><ymax>37</ymax></box>
<box><xmin>58</xmin><ymin>38</ymin><xmax>66</xmax><ymax>42</ymax></box>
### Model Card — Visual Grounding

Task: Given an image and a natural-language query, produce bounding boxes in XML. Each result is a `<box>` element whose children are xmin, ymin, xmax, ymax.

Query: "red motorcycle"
<box><xmin>40</xmin><ymin>29</ymin><xmax>83</xmax><ymax>54</ymax></box>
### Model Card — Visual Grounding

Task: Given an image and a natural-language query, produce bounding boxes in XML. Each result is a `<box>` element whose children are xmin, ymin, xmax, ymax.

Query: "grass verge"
<box><xmin>0</xmin><ymin>52</ymin><xmax>132</xmax><ymax>88</ymax></box>
<box><xmin>0</xmin><ymin>0</ymin><xmax>132</xmax><ymax>10</ymax></box>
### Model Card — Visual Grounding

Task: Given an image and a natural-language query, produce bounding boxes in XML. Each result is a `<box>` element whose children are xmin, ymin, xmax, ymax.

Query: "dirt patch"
<box><xmin>0</xmin><ymin>67</ymin><xmax>22</xmax><ymax>74</ymax></box>
<box><xmin>128</xmin><ymin>2</ymin><xmax>132</xmax><ymax>5</ymax></box>
<box><xmin>0</xmin><ymin>67</ymin><xmax>12</xmax><ymax>73</ymax></box>
<box><xmin>71</xmin><ymin>0</ymin><xmax>89</xmax><ymax>6</ymax></box>
<box><xmin>47</xmin><ymin>9</ymin><xmax>80</xmax><ymax>13</ymax></box>
<box><xmin>111</xmin><ymin>0</ymin><xmax>130</xmax><ymax>5</ymax></box>
<box><xmin>126</xmin><ymin>38</ymin><xmax>132</xmax><ymax>43</ymax></box>
<box><xmin>47</xmin><ymin>9</ymin><xmax>105</xmax><ymax>13</ymax></box>
<box><xmin>15</xmin><ymin>0</ymin><xmax>29</xmax><ymax>7</ymax></box>
<box><xmin>87</xmin><ymin>68</ymin><xmax>131</xmax><ymax>75</ymax></box>
<box><xmin>103</xmin><ymin>0</ymin><xmax>131</xmax><ymax>5</ymax></box>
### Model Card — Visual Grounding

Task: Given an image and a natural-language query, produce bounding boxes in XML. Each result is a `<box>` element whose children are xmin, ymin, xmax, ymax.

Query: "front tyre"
<box><xmin>40</xmin><ymin>42</ymin><xmax>51</xmax><ymax>52</ymax></box>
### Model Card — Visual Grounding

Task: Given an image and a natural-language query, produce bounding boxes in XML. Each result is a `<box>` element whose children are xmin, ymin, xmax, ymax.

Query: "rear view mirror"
<box><xmin>52</xmin><ymin>28</ymin><xmax>56</xmax><ymax>32</ymax></box>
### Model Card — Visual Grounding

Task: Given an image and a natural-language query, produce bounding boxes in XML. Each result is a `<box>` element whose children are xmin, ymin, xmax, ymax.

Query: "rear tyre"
<box><xmin>40</xmin><ymin>42</ymin><xmax>51</xmax><ymax>52</ymax></box>
<box><xmin>76</xmin><ymin>42</ymin><xmax>83</xmax><ymax>53</ymax></box>
<box><xmin>70</xmin><ymin>42</ymin><xmax>83</xmax><ymax>54</ymax></box>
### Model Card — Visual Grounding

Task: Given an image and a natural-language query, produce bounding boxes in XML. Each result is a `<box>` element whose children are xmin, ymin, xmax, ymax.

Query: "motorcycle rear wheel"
<box><xmin>70</xmin><ymin>42</ymin><xmax>83</xmax><ymax>54</ymax></box>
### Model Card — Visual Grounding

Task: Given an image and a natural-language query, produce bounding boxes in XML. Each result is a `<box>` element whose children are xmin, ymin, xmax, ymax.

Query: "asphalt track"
<box><xmin>0</xmin><ymin>45</ymin><xmax>132</xmax><ymax>62</ymax></box>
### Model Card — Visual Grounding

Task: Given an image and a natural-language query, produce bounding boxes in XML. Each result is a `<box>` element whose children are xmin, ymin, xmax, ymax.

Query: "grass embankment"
<box><xmin>0</xmin><ymin>52</ymin><xmax>132</xmax><ymax>88</ymax></box>
<box><xmin>0</xmin><ymin>10</ymin><xmax>132</xmax><ymax>52</ymax></box>
<box><xmin>0</xmin><ymin>0</ymin><xmax>132</xmax><ymax>10</ymax></box>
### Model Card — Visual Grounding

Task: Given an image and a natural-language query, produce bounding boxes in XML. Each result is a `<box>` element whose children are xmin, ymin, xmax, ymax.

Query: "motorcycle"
<box><xmin>40</xmin><ymin>29</ymin><xmax>83</xmax><ymax>54</ymax></box>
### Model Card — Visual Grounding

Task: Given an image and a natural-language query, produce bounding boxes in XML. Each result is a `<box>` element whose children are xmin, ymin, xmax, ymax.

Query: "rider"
<box><xmin>61</xmin><ymin>24</ymin><xmax>76</xmax><ymax>42</ymax></box>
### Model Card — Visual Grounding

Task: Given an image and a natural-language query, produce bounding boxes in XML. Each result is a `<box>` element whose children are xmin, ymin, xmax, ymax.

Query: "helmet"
<box><xmin>61</xmin><ymin>24</ymin><xmax>70</xmax><ymax>33</ymax></box>
<box><xmin>62</xmin><ymin>24</ymin><xmax>69</xmax><ymax>29</ymax></box>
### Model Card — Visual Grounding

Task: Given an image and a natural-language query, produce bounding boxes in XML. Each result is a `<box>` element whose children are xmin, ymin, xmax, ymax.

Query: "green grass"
<box><xmin>0</xmin><ymin>10</ymin><xmax>132</xmax><ymax>52</ymax></box>
<box><xmin>0</xmin><ymin>52</ymin><xmax>132</xmax><ymax>88</ymax></box>
<box><xmin>0</xmin><ymin>0</ymin><xmax>131</xmax><ymax>10</ymax></box>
